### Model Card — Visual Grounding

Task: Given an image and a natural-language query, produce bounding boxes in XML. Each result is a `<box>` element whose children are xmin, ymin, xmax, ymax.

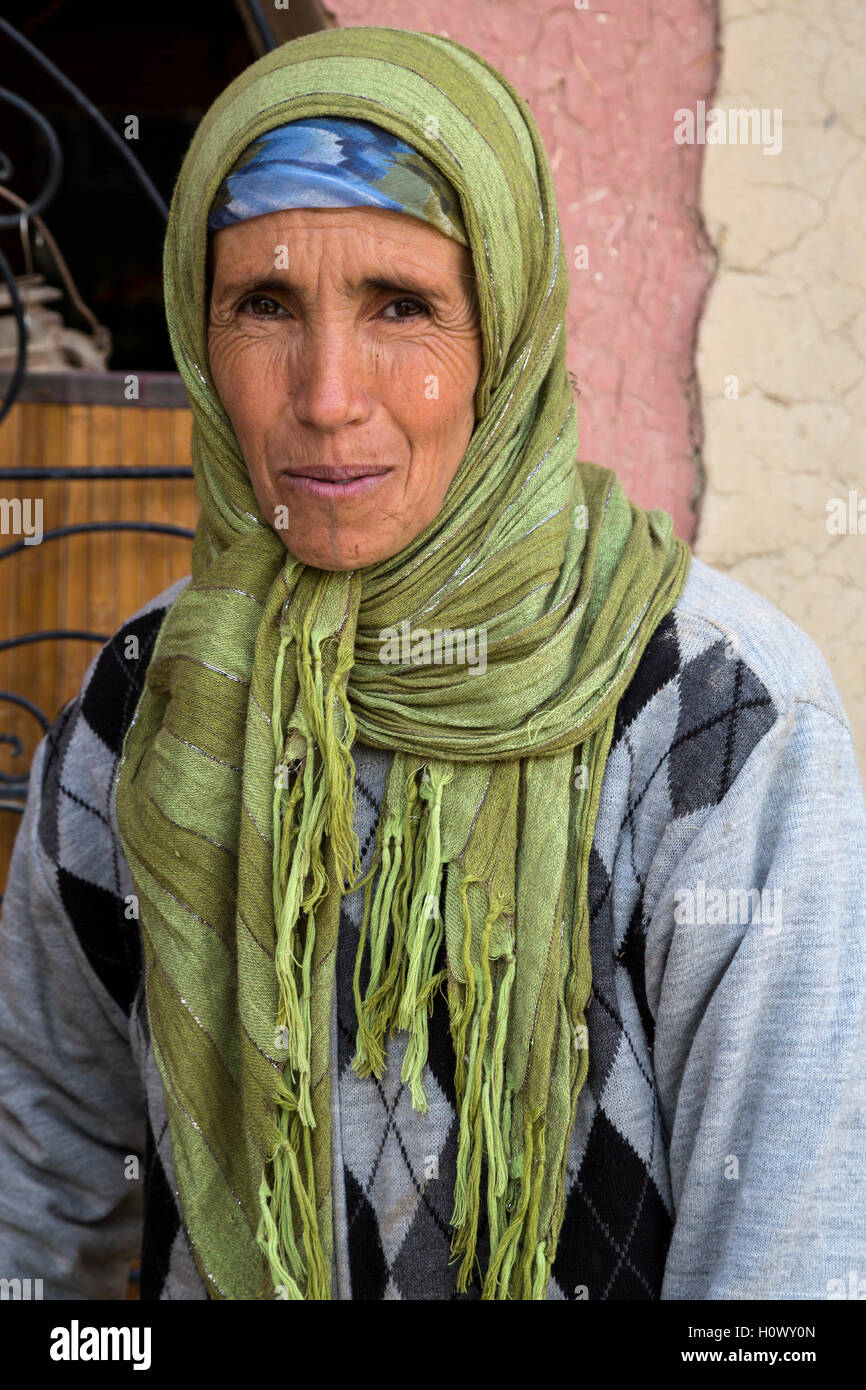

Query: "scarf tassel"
<box><xmin>352</xmin><ymin>780</ymin><xmax>542</xmax><ymax>1299</ymax></box>
<box><xmin>351</xmin><ymin>761</ymin><xmax>453</xmax><ymax>1113</ymax></box>
<box><xmin>449</xmin><ymin>878</ymin><xmax>522</xmax><ymax>1294</ymax></box>
<box><xmin>256</xmin><ymin>621</ymin><xmax>360</xmax><ymax>1298</ymax></box>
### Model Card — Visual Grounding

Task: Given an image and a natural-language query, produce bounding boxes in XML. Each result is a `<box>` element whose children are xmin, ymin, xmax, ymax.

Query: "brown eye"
<box><xmin>242</xmin><ymin>295</ymin><xmax>285</xmax><ymax>317</ymax></box>
<box><xmin>382</xmin><ymin>297</ymin><xmax>430</xmax><ymax>321</ymax></box>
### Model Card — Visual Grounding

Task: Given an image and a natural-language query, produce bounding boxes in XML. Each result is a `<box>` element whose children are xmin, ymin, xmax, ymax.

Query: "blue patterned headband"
<box><xmin>207</xmin><ymin>116</ymin><xmax>468</xmax><ymax>246</ymax></box>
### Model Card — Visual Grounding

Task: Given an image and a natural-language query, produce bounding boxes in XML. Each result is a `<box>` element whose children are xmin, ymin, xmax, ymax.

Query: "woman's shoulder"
<box><xmin>671</xmin><ymin>554</ymin><xmax>849</xmax><ymax>728</ymax></box>
<box><xmin>594</xmin><ymin>552</ymin><xmax>858</xmax><ymax>916</ymax></box>
<box><xmin>75</xmin><ymin>574</ymin><xmax>193</xmax><ymax>745</ymax></box>
<box><xmin>44</xmin><ymin>555</ymin><xmax>853</xmax><ymax>799</ymax></box>
<box><xmin>40</xmin><ymin>554</ymin><xmax>853</xmax><ymax>866</ymax></box>
<box><xmin>5</xmin><ymin>579</ymin><xmax>192</xmax><ymax>1023</ymax></box>
<box><xmin>611</xmin><ymin>553</ymin><xmax>850</xmax><ymax>774</ymax></box>
<box><xmin>25</xmin><ymin>575</ymin><xmax>193</xmax><ymax>1012</ymax></box>
<box><xmin>38</xmin><ymin>574</ymin><xmax>191</xmax><ymax>800</ymax></box>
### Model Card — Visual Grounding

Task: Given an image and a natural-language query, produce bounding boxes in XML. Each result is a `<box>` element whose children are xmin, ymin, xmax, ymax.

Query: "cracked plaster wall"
<box><xmin>325</xmin><ymin>0</ymin><xmax>720</xmax><ymax>540</ymax></box>
<box><xmin>695</xmin><ymin>0</ymin><xmax>866</xmax><ymax>777</ymax></box>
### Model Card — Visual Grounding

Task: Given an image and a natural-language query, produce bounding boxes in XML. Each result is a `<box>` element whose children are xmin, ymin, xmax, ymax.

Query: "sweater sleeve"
<box><xmin>0</xmin><ymin>725</ymin><xmax>146</xmax><ymax>1300</ymax></box>
<box><xmin>645</xmin><ymin>695</ymin><xmax>866</xmax><ymax>1299</ymax></box>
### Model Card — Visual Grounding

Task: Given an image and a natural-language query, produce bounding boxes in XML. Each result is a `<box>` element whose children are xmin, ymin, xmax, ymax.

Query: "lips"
<box><xmin>282</xmin><ymin>466</ymin><xmax>391</xmax><ymax>500</ymax></box>
<box><xmin>288</xmin><ymin>466</ymin><xmax>389</xmax><ymax>481</ymax></box>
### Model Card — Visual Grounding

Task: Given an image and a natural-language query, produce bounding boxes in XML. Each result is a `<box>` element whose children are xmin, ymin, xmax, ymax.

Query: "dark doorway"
<box><xmin>0</xmin><ymin>1</ymin><xmax>328</xmax><ymax>370</ymax></box>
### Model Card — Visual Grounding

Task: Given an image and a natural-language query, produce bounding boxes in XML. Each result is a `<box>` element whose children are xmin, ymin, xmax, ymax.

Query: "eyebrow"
<box><xmin>214</xmin><ymin>270</ymin><xmax>473</xmax><ymax>305</ymax></box>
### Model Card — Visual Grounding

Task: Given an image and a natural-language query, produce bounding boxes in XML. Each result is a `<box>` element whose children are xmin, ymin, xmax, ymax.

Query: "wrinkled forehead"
<box><xmin>205</xmin><ymin>205</ymin><xmax>477</xmax><ymax>304</ymax></box>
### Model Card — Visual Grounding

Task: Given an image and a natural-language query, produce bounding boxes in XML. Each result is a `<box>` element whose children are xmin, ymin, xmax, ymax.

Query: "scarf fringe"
<box><xmin>257</xmin><ymin>1112</ymin><xmax>330</xmax><ymax>1300</ymax></box>
<box><xmin>257</xmin><ymin>621</ymin><xmax>361</xmax><ymax>1298</ymax></box>
<box><xmin>351</xmin><ymin>761</ymin><xmax>453</xmax><ymax>1112</ymax></box>
<box><xmin>449</xmin><ymin>879</ymin><xmax>531</xmax><ymax>1294</ymax></box>
<box><xmin>351</xmin><ymin>767</ymin><xmax>545</xmax><ymax>1298</ymax></box>
<box><xmin>260</xmin><ymin>621</ymin><xmax>618</xmax><ymax>1301</ymax></box>
<box><xmin>479</xmin><ymin>1108</ymin><xmax>549</xmax><ymax>1299</ymax></box>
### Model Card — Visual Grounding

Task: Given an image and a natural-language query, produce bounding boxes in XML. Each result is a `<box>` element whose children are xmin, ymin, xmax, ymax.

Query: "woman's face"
<box><xmin>208</xmin><ymin>206</ymin><xmax>482</xmax><ymax>570</ymax></box>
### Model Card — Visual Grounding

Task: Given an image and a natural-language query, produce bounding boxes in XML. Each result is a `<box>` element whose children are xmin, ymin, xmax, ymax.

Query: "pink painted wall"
<box><xmin>322</xmin><ymin>0</ymin><xmax>719</xmax><ymax>540</ymax></box>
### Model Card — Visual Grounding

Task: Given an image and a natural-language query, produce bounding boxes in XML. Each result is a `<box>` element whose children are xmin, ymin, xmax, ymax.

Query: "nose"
<box><xmin>291</xmin><ymin>317</ymin><xmax>371</xmax><ymax>431</ymax></box>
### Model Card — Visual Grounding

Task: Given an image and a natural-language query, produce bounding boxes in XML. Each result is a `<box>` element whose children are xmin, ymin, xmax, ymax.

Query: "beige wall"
<box><xmin>695</xmin><ymin>0</ymin><xmax>866</xmax><ymax>780</ymax></box>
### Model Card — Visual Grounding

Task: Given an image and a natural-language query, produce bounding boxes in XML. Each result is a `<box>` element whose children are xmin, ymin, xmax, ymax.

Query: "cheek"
<box><xmin>383</xmin><ymin>335</ymin><xmax>479</xmax><ymax>436</ymax></box>
<box><xmin>208</xmin><ymin>330</ymin><xmax>284</xmax><ymax>435</ymax></box>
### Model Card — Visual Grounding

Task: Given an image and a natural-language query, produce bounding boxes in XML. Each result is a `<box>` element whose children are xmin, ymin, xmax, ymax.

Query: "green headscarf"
<box><xmin>115</xmin><ymin>25</ymin><xmax>690</xmax><ymax>1300</ymax></box>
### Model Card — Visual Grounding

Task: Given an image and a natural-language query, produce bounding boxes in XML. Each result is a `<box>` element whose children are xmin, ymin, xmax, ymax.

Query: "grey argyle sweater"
<box><xmin>1</xmin><ymin>556</ymin><xmax>865</xmax><ymax>1300</ymax></box>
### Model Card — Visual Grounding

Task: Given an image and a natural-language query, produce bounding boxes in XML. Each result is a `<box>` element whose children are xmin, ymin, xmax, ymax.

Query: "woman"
<box><xmin>1</xmin><ymin>26</ymin><xmax>864</xmax><ymax>1302</ymax></box>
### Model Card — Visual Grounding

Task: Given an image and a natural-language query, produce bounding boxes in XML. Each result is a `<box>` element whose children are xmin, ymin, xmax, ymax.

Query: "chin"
<box><xmin>281</xmin><ymin>535</ymin><xmax>391</xmax><ymax>571</ymax></box>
